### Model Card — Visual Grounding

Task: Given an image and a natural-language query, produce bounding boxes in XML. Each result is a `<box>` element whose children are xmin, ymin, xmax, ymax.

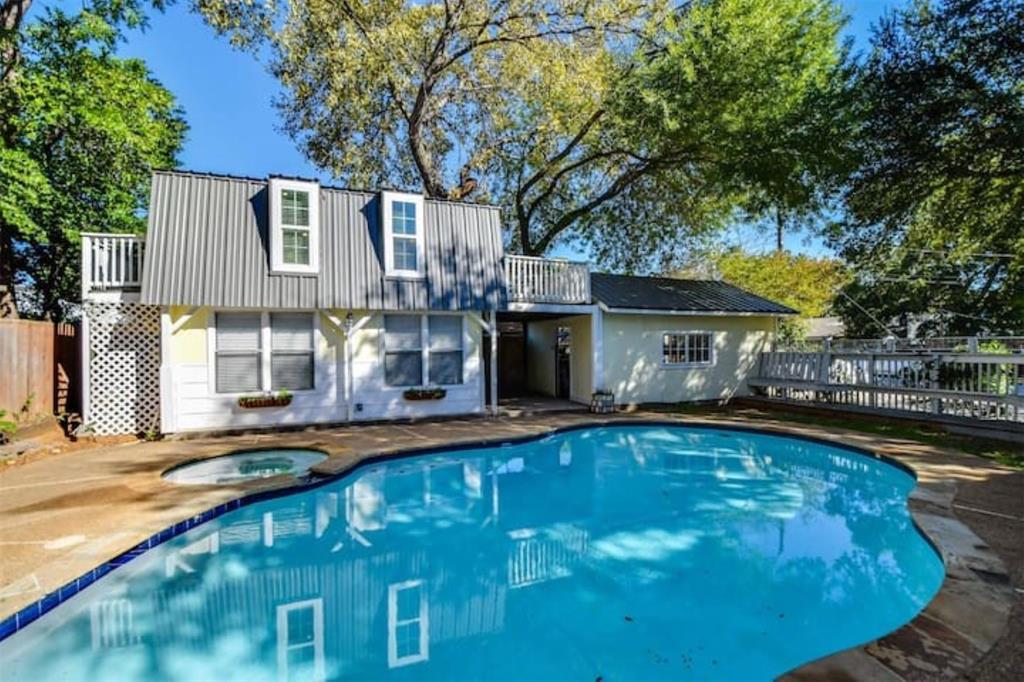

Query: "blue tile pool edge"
<box><xmin>0</xmin><ymin>418</ymin><xmax>939</xmax><ymax>643</ymax></box>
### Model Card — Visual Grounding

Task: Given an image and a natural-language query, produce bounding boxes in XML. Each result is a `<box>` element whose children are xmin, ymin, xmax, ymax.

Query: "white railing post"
<box><xmin>504</xmin><ymin>255</ymin><xmax>590</xmax><ymax>304</ymax></box>
<box><xmin>81</xmin><ymin>233</ymin><xmax>145</xmax><ymax>299</ymax></box>
<box><xmin>81</xmin><ymin>234</ymin><xmax>93</xmax><ymax>300</ymax></box>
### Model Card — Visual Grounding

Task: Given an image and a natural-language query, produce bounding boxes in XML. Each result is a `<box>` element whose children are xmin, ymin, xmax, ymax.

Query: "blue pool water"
<box><xmin>0</xmin><ymin>426</ymin><xmax>944</xmax><ymax>681</ymax></box>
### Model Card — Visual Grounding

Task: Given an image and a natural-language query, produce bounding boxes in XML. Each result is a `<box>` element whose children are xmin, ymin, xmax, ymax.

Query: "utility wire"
<box><xmin>837</xmin><ymin>290</ymin><xmax>894</xmax><ymax>336</ymax></box>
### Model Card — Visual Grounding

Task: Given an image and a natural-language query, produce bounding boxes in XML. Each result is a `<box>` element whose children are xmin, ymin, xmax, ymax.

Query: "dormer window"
<box><xmin>270</xmin><ymin>177</ymin><xmax>319</xmax><ymax>274</ymax></box>
<box><xmin>382</xmin><ymin>191</ymin><xmax>425</xmax><ymax>279</ymax></box>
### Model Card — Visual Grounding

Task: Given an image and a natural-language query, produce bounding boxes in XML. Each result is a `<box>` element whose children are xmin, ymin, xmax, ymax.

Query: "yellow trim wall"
<box><xmin>168</xmin><ymin>306</ymin><xmax>209</xmax><ymax>364</ymax></box>
<box><xmin>602</xmin><ymin>313</ymin><xmax>773</xmax><ymax>404</ymax></box>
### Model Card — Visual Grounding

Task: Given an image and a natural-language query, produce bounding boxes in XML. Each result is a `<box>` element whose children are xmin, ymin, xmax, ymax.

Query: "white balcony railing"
<box><xmin>81</xmin><ymin>232</ymin><xmax>145</xmax><ymax>298</ymax></box>
<box><xmin>504</xmin><ymin>255</ymin><xmax>590</xmax><ymax>305</ymax></box>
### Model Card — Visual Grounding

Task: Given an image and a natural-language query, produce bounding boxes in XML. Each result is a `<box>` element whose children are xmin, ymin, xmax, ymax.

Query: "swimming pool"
<box><xmin>0</xmin><ymin>425</ymin><xmax>944</xmax><ymax>680</ymax></box>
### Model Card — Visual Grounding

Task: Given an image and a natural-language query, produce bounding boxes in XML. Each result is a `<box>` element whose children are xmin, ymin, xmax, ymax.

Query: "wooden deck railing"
<box><xmin>504</xmin><ymin>255</ymin><xmax>590</xmax><ymax>305</ymax></box>
<box><xmin>750</xmin><ymin>351</ymin><xmax>1024</xmax><ymax>424</ymax></box>
<box><xmin>81</xmin><ymin>232</ymin><xmax>144</xmax><ymax>297</ymax></box>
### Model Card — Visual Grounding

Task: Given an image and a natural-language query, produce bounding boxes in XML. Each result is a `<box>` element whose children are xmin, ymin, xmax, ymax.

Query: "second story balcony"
<box><xmin>82</xmin><ymin>233</ymin><xmax>593</xmax><ymax>309</ymax></box>
<box><xmin>81</xmin><ymin>232</ymin><xmax>145</xmax><ymax>301</ymax></box>
<box><xmin>504</xmin><ymin>255</ymin><xmax>591</xmax><ymax>306</ymax></box>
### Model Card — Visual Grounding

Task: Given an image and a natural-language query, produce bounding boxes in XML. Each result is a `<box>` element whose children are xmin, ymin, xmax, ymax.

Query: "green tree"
<box><xmin>196</xmin><ymin>0</ymin><xmax>847</xmax><ymax>270</ymax></box>
<box><xmin>829</xmin><ymin>0</ymin><xmax>1024</xmax><ymax>336</ymax></box>
<box><xmin>0</xmin><ymin>1</ymin><xmax>185</xmax><ymax>319</ymax></box>
<box><xmin>682</xmin><ymin>248</ymin><xmax>849</xmax><ymax>342</ymax></box>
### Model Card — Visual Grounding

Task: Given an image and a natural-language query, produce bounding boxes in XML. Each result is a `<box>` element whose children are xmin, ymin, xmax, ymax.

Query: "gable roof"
<box><xmin>590</xmin><ymin>273</ymin><xmax>797</xmax><ymax>315</ymax></box>
<box><xmin>140</xmin><ymin>170</ymin><xmax>506</xmax><ymax>311</ymax></box>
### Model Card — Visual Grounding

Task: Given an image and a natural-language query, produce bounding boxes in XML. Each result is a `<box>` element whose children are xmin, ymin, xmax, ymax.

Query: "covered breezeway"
<box><xmin>483</xmin><ymin>309</ymin><xmax>600</xmax><ymax>413</ymax></box>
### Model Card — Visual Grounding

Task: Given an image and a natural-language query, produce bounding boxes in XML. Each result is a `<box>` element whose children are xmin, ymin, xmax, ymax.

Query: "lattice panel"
<box><xmin>85</xmin><ymin>302</ymin><xmax>161</xmax><ymax>435</ymax></box>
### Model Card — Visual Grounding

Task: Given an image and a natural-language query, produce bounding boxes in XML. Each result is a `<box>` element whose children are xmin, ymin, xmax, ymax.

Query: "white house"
<box><xmin>79</xmin><ymin>170</ymin><xmax>795</xmax><ymax>435</ymax></box>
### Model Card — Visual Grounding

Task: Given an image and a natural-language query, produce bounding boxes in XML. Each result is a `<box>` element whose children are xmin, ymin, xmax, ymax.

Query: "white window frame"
<box><xmin>387</xmin><ymin>580</ymin><xmax>429</xmax><ymax>668</ymax></box>
<box><xmin>382</xmin><ymin>191</ymin><xmax>426</xmax><ymax>279</ymax></box>
<box><xmin>269</xmin><ymin>177</ymin><xmax>320</xmax><ymax>275</ymax></box>
<box><xmin>208</xmin><ymin>310</ymin><xmax>321</xmax><ymax>396</ymax></box>
<box><xmin>276</xmin><ymin>598</ymin><xmax>325</xmax><ymax>682</ymax></box>
<box><xmin>660</xmin><ymin>331</ymin><xmax>716</xmax><ymax>368</ymax></box>
<box><xmin>381</xmin><ymin>313</ymin><xmax>467</xmax><ymax>388</ymax></box>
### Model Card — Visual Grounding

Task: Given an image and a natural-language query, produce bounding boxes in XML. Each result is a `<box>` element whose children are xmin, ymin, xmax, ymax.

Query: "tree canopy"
<box><xmin>0</xmin><ymin>0</ymin><xmax>185</xmax><ymax>319</ymax></box>
<box><xmin>829</xmin><ymin>0</ymin><xmax>1024</xmax><ymax>336</ymax></box>
<box><xmin>675</xmin><ymin>247</ymin><xmax>849</xmax><ymax>343</ymax></box>
<box><xmin>196</xmin><ymin>0</ymin><xmax>847</xmax><ymax>270</ymax></box>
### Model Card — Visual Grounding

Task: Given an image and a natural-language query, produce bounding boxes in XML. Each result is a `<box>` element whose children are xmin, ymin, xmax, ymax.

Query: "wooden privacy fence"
<box><xmin>750</xmin><ymin>351</ymin><xmax>1024</xmax><ymax>425</ymax></box>
<box><xmin>0</xmin><ymin>319</ymin><xmax>80</xmax><ymax>421</ymax></box>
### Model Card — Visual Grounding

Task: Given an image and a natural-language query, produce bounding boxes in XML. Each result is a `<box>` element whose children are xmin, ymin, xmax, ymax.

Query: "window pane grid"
<box><xmin>662</xmin><ymin>333</ymin><xmax>713</xmax><ymax>365</ymax></box>
<box><xmin>391</xmin><ymin>201</ymin><xmax>417</xmax><ymax>235</ymax></box>
<box><xmin>282</xmin><ymin>228</ymin><xmax>310</xmax><ymax>265</ymax></box>
<box><xmin>392</xmin><ymin>236</ymin><xmax>417</xmax><ymax>271</ymax></box>
<box><xmin>281</xmin><ymin>189</ymin><xmax>310</xmax><ymax>227</ymax></box>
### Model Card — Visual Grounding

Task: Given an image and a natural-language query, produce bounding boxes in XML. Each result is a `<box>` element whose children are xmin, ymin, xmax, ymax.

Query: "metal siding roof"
<box><xmin>141</xmin><ymin>171</ymin><xmax>506</xmax><ymax>310</ymax></box>
<box><xmin>590</xmin><ymin>273</ymin><xmax>797</xmax><ymax>314</ymax></box>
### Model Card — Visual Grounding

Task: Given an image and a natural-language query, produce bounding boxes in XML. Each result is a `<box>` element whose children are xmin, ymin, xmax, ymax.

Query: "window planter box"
<box><xmin>238</xmin><ymin>395</ymin><xmax>293</xmax><ymax>409</ymax></box>
<box><xmin>403</xmin><ymin>387</ymin><xmax>447</xmax><ymax>401</ymax></box>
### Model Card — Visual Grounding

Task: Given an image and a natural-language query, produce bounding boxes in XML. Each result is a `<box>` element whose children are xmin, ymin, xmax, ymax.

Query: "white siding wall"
<box><xmin>349</xmin><ymin>313</ymin><xmax>484</xmax><ymax>421</ymax></box>
<box><xmin>164</xmin><ymin>308</ymin><xmax>483</xmax><ymax>433</ymax></box>
<box><xmin>601</xmin><ymin>313</ymin><xmax>774</xmax><ymax>405</ymax></box>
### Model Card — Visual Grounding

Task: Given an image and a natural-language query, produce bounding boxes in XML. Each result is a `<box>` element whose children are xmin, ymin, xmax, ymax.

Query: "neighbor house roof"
<box><xmin>805</xmin><ymin>316</ymin><xmax>846</xmax><ymax>338</ymax></box>
<box><xmin>140</xmin><ymin>169</ymin><xmax>506</xmax><ymax>310</ymax></box>
<box><xmin>590</xmin><ymin>273</ymin><xmax>797</xmax><ymax>315</ymax></box>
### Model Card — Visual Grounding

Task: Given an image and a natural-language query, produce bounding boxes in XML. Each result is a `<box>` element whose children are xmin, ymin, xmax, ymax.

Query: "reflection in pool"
<box><xmin>0</xmin><ymin>426</ymin><xmax>943</xmax><ymax>681</ymax></box>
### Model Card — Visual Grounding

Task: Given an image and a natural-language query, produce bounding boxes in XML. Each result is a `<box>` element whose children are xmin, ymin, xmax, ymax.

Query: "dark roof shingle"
<box><xmin>590</xmin><ymin>273</ymin><xmax>797</xmax><ymax>314</ymax></box>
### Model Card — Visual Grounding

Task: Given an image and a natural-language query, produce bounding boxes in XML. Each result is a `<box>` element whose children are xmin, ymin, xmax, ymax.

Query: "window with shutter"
<box><xmin>428</xmin><ymin>316</ymin><xmax>463</xmax><ymax>385</ymax></box>
<box><xmin>271</xmin><ymin>313</ymin><xmax>314</xmax><ymax>390</ymax></box>
<box><xmin>215</xmin><ymin>313</ymin><xmax>262</xmax><ymax>392</ymax></box>
<box><xmin>384</xmin><ymin>315</ymin><xmax>423</xmax><ymax>386</ymax></box>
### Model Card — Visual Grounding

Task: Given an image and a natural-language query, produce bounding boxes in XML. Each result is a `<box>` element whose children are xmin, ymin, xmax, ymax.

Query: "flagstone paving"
<box><xmin>0</xmin><ymin>408</ymin><xmax>1020</xmax><ymax>680</ymax></box>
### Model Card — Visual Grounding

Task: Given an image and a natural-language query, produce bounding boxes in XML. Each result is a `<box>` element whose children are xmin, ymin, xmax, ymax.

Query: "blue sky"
<box><xmin>54</xmin><ymin>0</ymin><xmax>897</xmax><ymax>260</ymax></box>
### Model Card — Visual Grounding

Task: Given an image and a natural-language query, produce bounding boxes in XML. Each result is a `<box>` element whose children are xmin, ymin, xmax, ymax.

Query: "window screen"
<box><xmin>216</xmin><ymin>313</ymin><xmax>262</xmax><ymax>392</ymax></box>
<box><xmin>271</xmin><ymin>313</ymin><xmax>314</xmax><ymax>390</ymax></box>
<box><xmin>384</xmin><ymin>315</ymin><xmax>422</xmax><ymax>386</ymax></box>
<box><xmin>428</xmin><ymin>316</ymin><xmax>463</xmax><ymax>385</ymax></box>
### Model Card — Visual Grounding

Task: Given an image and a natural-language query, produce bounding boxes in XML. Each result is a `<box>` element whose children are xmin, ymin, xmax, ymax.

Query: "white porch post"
<box><xmin>80</xmin><ymin>305</ymin><xmax>91</xmax><ymax>426</ymax></box>
<box><xmin>489</xmin><ymin>310</ymin><xmax>499</xmax><ymax>416</ymax></box>
<box><xmin>591</xmin><ymin>305</ymin><xmax>604</xmax><ymax>393</ymax></box>
<box><xmin>80</xmin><ymin>235</ymin><xmax>92</xmax><ymax>426</ymax></box>
<box><xmin>159</xmin><ymin>308</ymin><xmax>176</xmax><ymax>434</ymax></box>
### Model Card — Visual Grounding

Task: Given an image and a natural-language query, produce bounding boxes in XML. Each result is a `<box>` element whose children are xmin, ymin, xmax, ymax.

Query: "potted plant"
<box><xmin>238</xmin><ymin>389</ymin><xmax>293</xmax><ymax>409</ymax></box>
<box><xmin>403</xmin><ymin>387</ymin><xmax>447</xmax><ymax>401</ymax></box>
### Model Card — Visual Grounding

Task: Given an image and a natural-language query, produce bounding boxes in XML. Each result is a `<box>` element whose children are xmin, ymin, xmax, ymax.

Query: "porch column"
<box><xmin>489</xmin><ymin>310</ymin><xmax>499</xmax><ymax>416</ymax></box>
<box><xmin>159</xmin><ymin>308</ymin><xmax>176</xmax><ymax>434</ymax></box>
<box><xmin>591</xmin><ymin>305</ymin><xmax>604</xmax><ymax>393</ymax></box>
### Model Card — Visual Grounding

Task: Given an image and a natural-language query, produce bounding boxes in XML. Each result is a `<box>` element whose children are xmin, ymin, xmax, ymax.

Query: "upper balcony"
<box><xmin>504</xmin><ymin>255</ymin><xmax>591</xmax><ymax>306</ymax></box>
<box><xmin>81</xmin><ymin>232</ymin><xmax>145</xmax><ymax>301</ymax></box>
<box><xmin>81</xmin><ymin>234</ymin><xmax>593</xmax><ymax>308</ymax></box>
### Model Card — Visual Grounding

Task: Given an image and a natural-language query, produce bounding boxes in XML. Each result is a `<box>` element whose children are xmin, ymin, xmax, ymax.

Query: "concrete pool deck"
<box><xmin>0</xmin><ymin>409</ymin><xmax>1019</xmax><ymax>680</ymax></box>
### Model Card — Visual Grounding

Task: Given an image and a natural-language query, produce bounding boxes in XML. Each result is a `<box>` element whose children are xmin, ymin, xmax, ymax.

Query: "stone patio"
<box><xmin>0</xmin><ymin>408</ymin><xmax>1019</xmax><ymax>680</ymax></box>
